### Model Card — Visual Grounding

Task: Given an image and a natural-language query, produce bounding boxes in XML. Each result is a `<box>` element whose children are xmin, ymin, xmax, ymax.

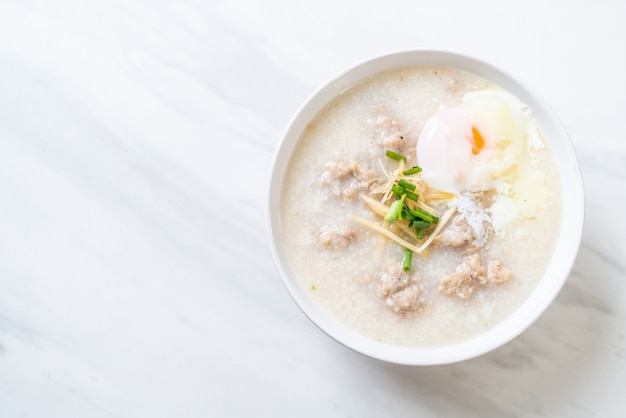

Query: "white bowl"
<box><xmin>267</xmin><ymin>50</ymin><xmax>584</xmax><ymax>365</ymax></box>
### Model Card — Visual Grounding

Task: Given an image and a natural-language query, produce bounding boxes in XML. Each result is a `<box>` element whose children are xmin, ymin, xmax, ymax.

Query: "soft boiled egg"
<box><xmin>416</xmin><ymin>90</ymin><xmax>532</xmax><ymax>194</ymax></box>
<box><xmin>416</xmin><ymin>89</ymin><xmax>550</xmax><ymax>234</ymax></box>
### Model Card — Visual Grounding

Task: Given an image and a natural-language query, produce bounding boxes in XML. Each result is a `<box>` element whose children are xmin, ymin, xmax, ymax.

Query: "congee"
<box><xmin>281</xmin><ymin>66</ymin><xmax>560</xmax><ymax>347</ymax></box>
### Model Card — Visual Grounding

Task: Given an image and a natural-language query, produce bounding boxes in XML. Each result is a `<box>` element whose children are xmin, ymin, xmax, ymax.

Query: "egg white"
<box><xmin>417</xmin><ymin>90</ymin><xmax>530</xmax><ymax>194</ymax></box>
<box><xmin>416</xmin><ymin>90</ymin><xmax>548</xmax><ymax>234</ymax></box>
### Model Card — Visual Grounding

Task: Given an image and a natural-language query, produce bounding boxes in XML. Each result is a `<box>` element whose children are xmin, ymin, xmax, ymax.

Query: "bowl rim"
<box><xmin>267</xmin><ymin>49</ymin><xmax>584</xmax><ymax>365</ymax></box>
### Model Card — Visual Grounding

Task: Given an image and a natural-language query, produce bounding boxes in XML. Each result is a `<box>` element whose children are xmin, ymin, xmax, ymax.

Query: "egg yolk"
<box><xmin>471</xmin><ymin>126</ymin><xmax>485</xmax><ymax>155</ymax></box>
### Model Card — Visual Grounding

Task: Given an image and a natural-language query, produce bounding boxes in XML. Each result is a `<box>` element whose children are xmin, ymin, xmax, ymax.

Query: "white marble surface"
<box><xmin>1</xmin><ymin>0</ymin><xmax>625</xmax><ymax>416</ymax></box>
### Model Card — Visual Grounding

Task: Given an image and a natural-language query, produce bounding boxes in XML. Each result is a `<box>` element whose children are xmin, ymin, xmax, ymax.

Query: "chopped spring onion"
<box><xmin>397</xmin><ymin>194</ymin><xmax>407</xmax><ymax>220</ymax></box>
<box><xmin>385</xmin><ymin>150</ymin><xmax>406</xmax><ymax>161</ymax></box>
<box><xmin>402</xmin><ymin>166</ymin><xmax>423</xmax><ymax>176</ymax></box>
<box><xmin>391</xmin><ymin>186</ymin><xmax>405</xmax><ymax>200</ymax></box>
<box><xmin>402</xmin><ymin>249</ymin><xmax>413</xmax><ymax>272</ymax></box>
<box><xmin>402</xmin><ymin>208</ymin><xmax>416</xmax><ymax>221</ymax></box>
<box><xmin>410</xmin><ymin>220</ymin><xmax>431</xmax><ymax>229</ymax></box>
<box><xmin>408</xmin><ymin>208</ymin><xmax>437</xmax><ymax>223</ymax></box>
<box><xmin>403</xmin><ymin>189</ymin><xmax>419</xmax><ymax>201</ymax></box>
<box><xmin>384</xmin><ymin>200</ymin><xmax>402</xmax><ymax>223</ymax></box>
<box><xmin>416</xmin><ymin>228</ymin><xmax>423</xmax><ymax>239</ymax></box>
<box><xmin>398</xmin><ymin>179</ymin><xmax>416</xmax><ymax>191</ymax></box>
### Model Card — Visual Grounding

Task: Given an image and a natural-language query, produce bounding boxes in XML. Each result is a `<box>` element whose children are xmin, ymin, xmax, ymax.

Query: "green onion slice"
<box><xmin>391</xmin><ymin>184</ymin><xmax>405</xmax><ymax>195</ymax></box>
<box><xmin>384</xmin><ymin>200</ymin><xmax>402</xmax><ymax>223</ymax></box>
<box><xmin>402</xmin><ymin>166</ymin><xmax>423</xmax><ymax>175</ymax></box>
<box><xmin>398</xmin><ymin>179</ymin><xmax>416</xmax><ymax>191</ymax></box>
<box><xmin>402</xmin><ymin>207</ymin><xmax>416</xmax><ymax>221</ymax></box>
<box><xmin>411</xmin><ymin>220</ymin><xmax>431</xmax><ymax>229</ymax></box>
<box><xmin>403</xmin><ymin>249</ymin><xmax>413</xmax><ymax>272</ymax></box>
<box><xmin>397</xmin><ymin>194</ymin><xmax>407</xmax><ymax>220</ymax></box>
<box><xmin>408</xmin><ymin>208</ymin><xmax>435</xmax><ymax>223</ymax></box>
<box><xmin>385</xmin><ymin>150</ymin><xmax>406</xmax><ymax>161</ymax></box>
<box><xmin>403</xmin><ymin>189</ymin><xmax>419</xmax><ymax>201</ymax></box>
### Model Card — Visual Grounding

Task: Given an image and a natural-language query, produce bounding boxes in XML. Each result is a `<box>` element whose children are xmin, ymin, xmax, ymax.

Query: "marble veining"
<box><xmin>1</xmin><ymin>0</ymin><xmax>626</xmax><ymax>416</ymax></box>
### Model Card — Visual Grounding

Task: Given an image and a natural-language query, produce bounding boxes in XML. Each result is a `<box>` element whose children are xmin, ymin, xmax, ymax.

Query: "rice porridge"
<box><xmin>280</xmin><ymin>66</ymin><xmax>561</xmax><ymax>347</ymax></box>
